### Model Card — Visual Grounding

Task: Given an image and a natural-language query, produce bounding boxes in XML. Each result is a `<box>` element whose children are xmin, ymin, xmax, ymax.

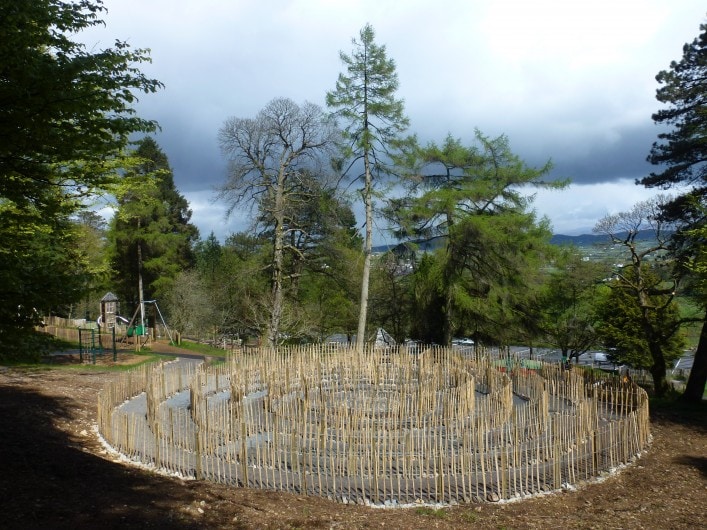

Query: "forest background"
<box><xmin>1</xmin><ymin>1</ymin><xmax>705</xmax><ymax>401</ymax></box>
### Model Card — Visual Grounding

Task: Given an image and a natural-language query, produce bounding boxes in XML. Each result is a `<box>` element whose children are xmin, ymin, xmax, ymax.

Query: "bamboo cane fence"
<box><xmin>97</xmin><ymin>344</ymin><xmax>650</xmax><ymax>505</ymax></box>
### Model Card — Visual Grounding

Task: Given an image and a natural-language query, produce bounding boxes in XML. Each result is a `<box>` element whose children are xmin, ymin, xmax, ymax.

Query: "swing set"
<box><xmin>123</xmin><ymin>299</ymin><xmax>174</xmax><ymax>350</ymax></box>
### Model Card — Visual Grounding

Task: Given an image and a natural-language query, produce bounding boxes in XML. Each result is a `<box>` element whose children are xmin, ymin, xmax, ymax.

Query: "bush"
<box><xmin>0</xmin><ymin>330</ymin><xmax>56</xmax><ymax>364</ymax></box>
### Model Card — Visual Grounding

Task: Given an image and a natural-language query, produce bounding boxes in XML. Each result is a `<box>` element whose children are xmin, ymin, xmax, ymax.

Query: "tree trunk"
<box><xmin>356</xmin><ymin>154</ymin><xmax>373</xmax><ymax>351</ymax></box>
<box><xmin>442</xmin><ymin>212</ymin><xmax>456</xmax><ymax>346</ymax></box>
<box><xmin>649</xmin><ymin>343</ymin><xmax>670</xmax><ymax>398</ymax></box>
<box><xmin>268</xmin><ymin>237</ymin><xmax>284</xmax><ymax>348</ymax></box>
<box><xmin>640</xmin><ymin>295</ymin><xmax>670</xmax><ymax>397</ymax></box>
<box><xmin>268</xmin><ymin>181</ymin><xmax>286</xmax><ymax>349</ymax></box>
<box><xmin>442</xmin><ymin>280</ymin><xmax>453</xmax><ymax>346</ymax></box>
<box><xmin>682</xmin><ymin>317</ymin><xmax>707</xmax><ymax>403</ymax></box>
<box><xmin>137</xmin><ymin>219</ymin><xmax>145</xmax><ymax>336</ymax></box>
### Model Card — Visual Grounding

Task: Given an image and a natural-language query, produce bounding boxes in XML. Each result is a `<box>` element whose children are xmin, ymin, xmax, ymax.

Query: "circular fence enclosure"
<box><xmin>98</xmin><ymin>345</ymin><xmax>650</xmax><ymax>505</ymax></box>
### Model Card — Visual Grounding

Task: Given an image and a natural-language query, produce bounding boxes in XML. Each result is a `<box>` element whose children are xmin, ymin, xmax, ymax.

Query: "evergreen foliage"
<box><xmin>107</xmin><ymin>137</ymin><xmax>198</xmax><ymax>313</ymax></box>
<box><xmin>639</xmin><ymin>19</ymin><xmax>707</xmax><ymax>401</ymax></box>
<box><xmin>0</xmin><ymin>0</ymin><xmax>161</xmax><ymax>358</ymax></box>
<box><xmin>326</xmin><ymin>23</ymin><xmax>413</xmax><ymax>349</ymax></box>
<box><xmin>388</xmin><ymin>132</ymin><xmax>566</xmax><ymax>345</ymax></box>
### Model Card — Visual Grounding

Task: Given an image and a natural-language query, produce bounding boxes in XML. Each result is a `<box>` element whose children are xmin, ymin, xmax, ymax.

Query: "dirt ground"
<box><xmin>0</xmin><ymin>355</ymin><xmax>705</xmax><ymax>530</ymax></box>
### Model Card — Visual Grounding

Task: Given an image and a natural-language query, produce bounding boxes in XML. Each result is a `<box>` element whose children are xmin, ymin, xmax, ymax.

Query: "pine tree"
<box><xmin>387</xmin><ymin>131</ymin><xmax>565</xmax><ymax>345</ymax></box>
<box><xmin>326</xmin><ymin>23</ymin><xmax>411</xmax><ymax>349</ymax></box>
<box><xmin>640</xmin><ymin>20</ymin><xmax>707</xmax><ymax>402</ymax></box>
<box><xmin>108</xmin><ymin>138</ymin><xmax>198</xmax><ymax>320</ymax></box>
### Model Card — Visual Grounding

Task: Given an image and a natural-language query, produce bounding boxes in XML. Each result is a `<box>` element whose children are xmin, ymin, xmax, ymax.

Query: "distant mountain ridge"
<box><xmin>550</xmin><ymin>229</ymin><xmax>662</xmax><ymax>246</ymax></box>
<box><xmin>372</xmin><ymin>230</ymin><xmax>663</xmax><ymax>253</ymax></box>
<box><xmin>550</xmin><ymin>233</ymin><xmax>608</xmax><ymax>246</ymax></box>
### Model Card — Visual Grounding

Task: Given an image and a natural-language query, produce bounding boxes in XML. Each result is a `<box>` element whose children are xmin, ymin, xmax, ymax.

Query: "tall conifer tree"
<box><xmin>388</xmin><ymin>132</ymin><xmax>565</xmax><ymax>345</ymax></box>
<box><xmin>640</xmin><ymin>20</ymin><xmax>707</xmax><ymax>402</ymax></box>
<box><xmin>108</xmin><ymin>138</ymin><xmax>198</xmax><ymax>318</ymax></box>
<box><xmin>327</xmin><ymin>24</ymin><xmax>411</xmax><ymax>349</ymax></box>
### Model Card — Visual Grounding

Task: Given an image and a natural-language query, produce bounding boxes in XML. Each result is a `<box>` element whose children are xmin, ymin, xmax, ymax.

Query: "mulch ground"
<box><xmin>0</xmin><ymin>357</ymin><xmax>705</xmax><ymax>530</ymax></box>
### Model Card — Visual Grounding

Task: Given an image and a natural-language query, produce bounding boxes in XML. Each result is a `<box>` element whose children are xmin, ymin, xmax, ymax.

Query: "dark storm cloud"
<box><xmin>549</xmin><ymin>123</ymin><xmax>659</xmax><ymax>185</ymax></box>
<box><xmin>82</xmin><ymin>0</ymin><xmax>706</xmax><ymax>240</ymax></box>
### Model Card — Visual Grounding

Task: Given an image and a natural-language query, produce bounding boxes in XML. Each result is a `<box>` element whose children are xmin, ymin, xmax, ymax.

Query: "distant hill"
<box><xmin>551</xmin><ymin>233</ymin><xmax>606</xmax><ymax>246</ymax></box>
<box><xmin>550</xmin><ymin>229</ymin><xmax>662</xmax><ymax>246</ymax></box>
<box><xmin>373</xmin><ymin>230</ymin><xmax>662</xmax><ymax>253</ymax></box>
<box><xmin>372</xmin><ymin>237</ymin><xmax>444</xmax><ymax>254</ymax></box>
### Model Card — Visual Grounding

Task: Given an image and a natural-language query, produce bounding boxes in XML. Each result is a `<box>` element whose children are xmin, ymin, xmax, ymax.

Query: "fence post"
<box><xmin>112</xmin><ymin>326</ymin><xmax>117</xmax><ymax>362</ymax></box>
<box><xmin>92</xmin><ymin>328</ymin><xmax>97</xmax><ymax>364</ymax></box>
<box><xmin>195</xmin><ymin>424</ymin><xmax>202</xmax><ymax>480</ymax></box>
<box><xmin>78</xmin><ymin>328</ymin><xmax>83</xmax><ymax>362</ymax></box>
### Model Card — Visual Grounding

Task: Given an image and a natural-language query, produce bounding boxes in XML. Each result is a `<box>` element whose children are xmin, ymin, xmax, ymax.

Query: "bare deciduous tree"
<box><xmin>217</xmin><ymin>98</ymin><xmax>339</xmax><ymax>347</ymax></box>
<box><xmin>593</xmin><ymin>195</ymin><xmax>686</xmax><ymax>396</ymax></box>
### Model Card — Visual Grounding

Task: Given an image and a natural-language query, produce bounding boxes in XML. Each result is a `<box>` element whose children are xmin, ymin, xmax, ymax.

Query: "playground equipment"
<box><xmin>99</xmin><ymin>292</ymin><xmax>120</xmax><ymax>328</ymax></box>
<box><xmin>121</xmin><ymin>299</ymin><xmax>174</xmax><ymax>349</ymax></box>
<box><xmin>97</xmin><ymin>345</ymin><xmax>650</xmax><ymax>505</ymax></box>
<box><xmin>78</xmin><ymin>326</ymin><xmax>118</xmax><ymax>363</ymax></box>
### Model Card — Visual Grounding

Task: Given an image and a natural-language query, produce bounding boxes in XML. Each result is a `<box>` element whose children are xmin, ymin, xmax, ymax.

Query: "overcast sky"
<box><xmin>82</xmin><ymin>0</ymin><xmax>706</xmax><ymax>241</ymax></box>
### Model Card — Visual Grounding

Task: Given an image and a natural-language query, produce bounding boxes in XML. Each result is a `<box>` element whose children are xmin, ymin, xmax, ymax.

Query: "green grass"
<box><xmin>170</xmin><ymin>340</ymin><xmax>228</xmax><ymax>358</ymax></box>
<box><xmin>47</xmin><ymin>336</ymin><xmax>80</xmax><ymax>350</ymax></box>
<box><xmin>677</xmin><ymin>298</ymin><xmax>703</xmax><ymax>349</ymax></box>
<box><xmin>62</xmin><ymin>353</ymin><xmax>170</xmax><ymax>371</ymax></box>
<box><xmin>460</xmin><ymin>510</ymin><xmax>479</xmax><ymax>523</ymax></box>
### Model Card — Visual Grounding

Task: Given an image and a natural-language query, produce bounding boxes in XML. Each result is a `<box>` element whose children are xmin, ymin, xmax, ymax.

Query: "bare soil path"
<box><xmin>0</xmin><ymin>360</ymin><xmax>705</xmax><ymax>529</ymax></box>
